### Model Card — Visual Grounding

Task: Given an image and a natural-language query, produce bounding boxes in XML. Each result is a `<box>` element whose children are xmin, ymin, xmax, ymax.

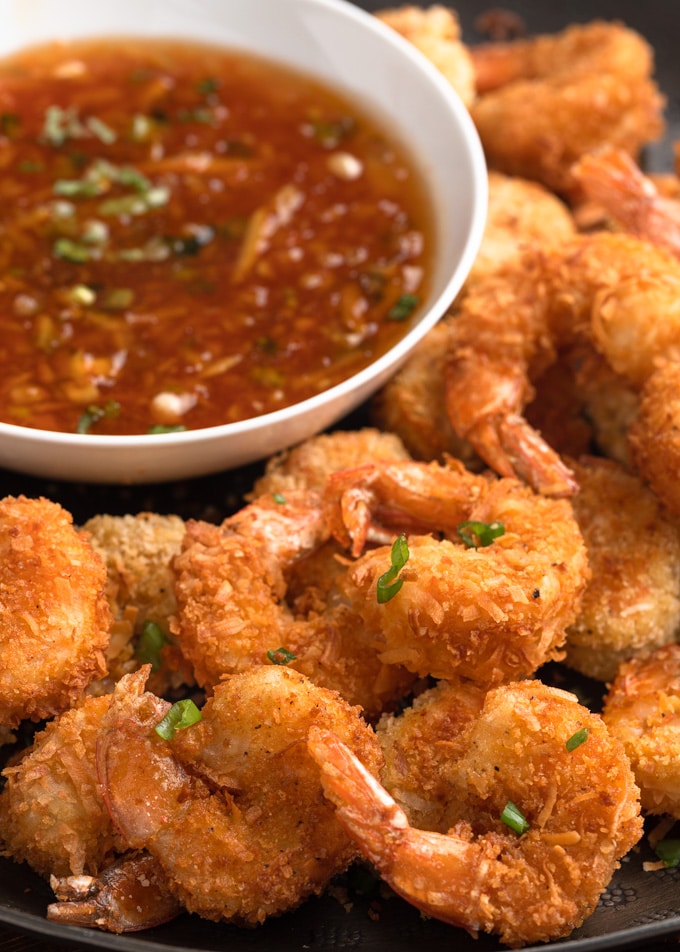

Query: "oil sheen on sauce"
<box><xmin>0</xmin><ymin>37</ymin><xmax>433</xmax><ymax>435</ymax></box>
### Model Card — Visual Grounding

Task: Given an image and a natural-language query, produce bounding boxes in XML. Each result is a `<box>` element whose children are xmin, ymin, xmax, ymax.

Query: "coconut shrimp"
<box><xmin>324</xmin><ymin>459</ymin><xmax>589</xmax><ymax>684</ymax></box>
<box><xmin>0</xmin><ymin>690</ymin><xmax>180</xmax><ymax>932</ymax></box>
<box><xmin>0</xmin><ymin>496</ymin><xmax>111</xmax><ymax>732</ymax></box>
<box><xmin>572</xmin><ymin>145</ymin><xmax>680</xmax><ymax>256</ymax></box>
<box><xmin>171</xmin><ymin>490</ymin><xmax>415</xmax><ymax>717</ymax></box>
<box><xmin>565</xmin><ymin>456</ymin><xmax>680</xmax><ymax>682</ymax></box>
<box><xmin>97</xmin><ymin>665</ymin><xmax>383</xmax><ymax>926</ymax></box>
<box><xmin>603</xmin><ymin>644</ymin><xmax>680</xmax><ymax>818</ymax></box>
<box><xmin>373</xmin><ymin>171</ymin><xmax>578</xmax><ymax>463</ymax></box>
<box><xmin>628</xmin><ymin>360</ymin><xmax>680</xmax><ymax>518</ymax></box>
<box><xmin>376</xmin><ymin>6</ymin><xmax>476</xmax><ymax>108</ymax></box>
<box><xmin>469</xmin><ymin>20</ymin><xmax>665</xmax><ymax>198</ymax></box>
<box><xmin>309</xmin><ymin>678</ymin><xmax>642</xmax><ymax>948</ymax></box>
<box><xmin>445</xmin><ymin>232</ymin><xmax>680</xmax><ymax>500</ymax></box>
<box><xmin>249</xmin><ymin>427</ymin><xmax>411</xmax><ymax>498</ymax></box>
<box><xmin>83</xmin><ymin>512</ymin><xmax>192</xmax><ymax>695</ymax></box>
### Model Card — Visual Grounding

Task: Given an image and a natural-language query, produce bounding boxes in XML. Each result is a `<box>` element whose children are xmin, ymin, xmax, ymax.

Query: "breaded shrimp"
<box><xmin>0</xmin><ymin>496</ymin><xmax>111</xmax><ymax>730</ymax></box>
<box><xmin>83</xmin><ymin>512</ymin><xmax>190</xmax><ymax>694</ymax></box>
<box><xmin>325</xmin><ymin>459</ymin><xmax>589</xmax><ymax>683</ymax></box>
<box><xmin>309</xmin><ymin>679</ymin><xmax>642</xmax><ymax>948</ymax></box>
<box><xmin>445</xmin><ymin>232</ymin><xmax>680</xmax><ymax>500</ymax></box>
<box><xmin>97</xmin><ymin>665</ymin><xmax>383</xmax><ymax>926</ymax></box>
<box><xmin>373</xmin><ymin>171</ymin><xmax>577</xmax><ymax>463</ymax></box>
<box><xmin>249</xmin><ymin>427</ymin><xmax>411</xmax><ymax>498</ymax></box>
<box><xmin>603</xmin><ymin>644</ymin><xmax>680</xmax><ymax>818</ymax></box>
<box><xmin>171</xmin><ymin>491</ymin><xmax>415</xmax><ymax>716</ymax></box>
<box><xmin>564</xmin><ymin>457</ymin><xmax>680</xmax><ymax>682</ymax></box>
<box><xmin>572</xmin><ymin>145</ymin><xmax>680</xmax><ymax>256</ymax></box>
<box><xmin>0</xmin><ymin>694</ymin><xmax>120</xmax><ymax>879</ymax></box>
<box><xmin>0</xmin><ymin>690</ymin><xmax>180</xmax><ymax>932</ymax></box>
<box><xmin>628</xmin><ymin>360</ymin><xmax>680</xmax><ymax>518</ymax></box>
<box><xmin>470</xmin><ymin>20</ymin><xmax>665</xmax><ymax>198</ymax></box>
<box><xmin>376</xmin><ymin>5</ymin><xmax>476</xmax><ymax>108</ymax></box>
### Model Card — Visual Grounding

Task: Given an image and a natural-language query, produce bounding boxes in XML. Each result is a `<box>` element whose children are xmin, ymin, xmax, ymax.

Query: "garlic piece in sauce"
<box><xmin>151</xmin><ymin>391</ymin><xmax>198</xmax><ymax>425</ymax></box>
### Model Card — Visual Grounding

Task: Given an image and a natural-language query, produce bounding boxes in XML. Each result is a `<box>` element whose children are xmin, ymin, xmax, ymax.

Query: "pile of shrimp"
<box><xmin>4</xmin><ymin>5</ymin><xmax>680</xmax><ymax>949</ymax></box>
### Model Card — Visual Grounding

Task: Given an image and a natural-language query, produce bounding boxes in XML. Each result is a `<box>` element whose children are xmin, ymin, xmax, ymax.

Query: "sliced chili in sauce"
<box><xmin>0</xmin><ymin>38</ymin><xmax>433</xmax><ymax>435</ymax></box>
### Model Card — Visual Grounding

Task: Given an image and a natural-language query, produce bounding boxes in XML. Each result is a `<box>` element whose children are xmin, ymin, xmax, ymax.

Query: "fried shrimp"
<box><xmin>309</xmin><ymin>679</ymin><xmax>642</xmax><ymax>948</ymax></box>
<box><xmin>0</xmin><ymin>694</ymin><xmax>120</xmax><ymax>879</ymax></box>
<box><xmin>249</xmin><ymin>427</ymin><xmax>411</xmax><ymax>498</ymax></box>
<box><xmin>0</xmin><ymin>691</ymin><xmax>181</xmax><ymax>933</ymax></box>
<box><xmin>171</xmin><ymin>490</ymin><xmax>415</xmax><ymax>716</ymax></box>
<box><xmin>628</xmin><ymin>360</ymin><xmax>680</xmax><ymax>518</ymax></box>
<box><xmin>373</xmin><ymin>171</ymin><xmax>577</xmax><ymax>464</ymax></box>
<box><xmin>83</xmin><ymin>512</ymin><xmax>190</xmax><ymax>694</ymax></box>
<box><xmin>325</xmin><ymin>459</ymin><xmax>589</xmax><ymax>683</ymax></box>
<box><xmin>603</xmin><ymin>644</ymin><xmax>680</xmax><ymax>818</ymax></box>
<box><xmin>470</xmin><ymin>20</ymin><xmax>665</xmax><ymax>198</ymax></box>
<box><xmin>572</xmin><ymin>145</ymin><xmax>680</xmax><ymax>256</ymax></box>
<box><xmin>564</xmin><ymin>457</ymin><xmax>680</xmax><ymax>683</ymax></box>
<box><xmin>97</xmin><ymin>665</ymin><xmax>383</xmax><ymax>926</ymax></box>
<box><xmin>0</xmin><ymin>496</ymin><xmax>111</xmax><ymax>731</ymax></box>
<box><xmin>376</xmin><ymin>5</ymin><xmax>476</xmax><ymax>108</ymax></box>
<box><xmin>445</xmin><ymin>232</ymin><xmax>680</xmax><ymax>499</ymax></box>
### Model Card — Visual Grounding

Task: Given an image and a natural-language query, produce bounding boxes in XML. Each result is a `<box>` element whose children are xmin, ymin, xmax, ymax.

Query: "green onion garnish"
<box><xmin>136</xmin><ymin>620</ymin><xmax>168</xmax><ymax>672</ymax></box>
<box><xmin>457</xmin><ymin>520</ymin><xmax>505</xmax><ymax>549</ymax></box>
<box><xmin>155</xmin><ymin>699</ymin><xmax>202</xmax><ymax>740</ymax></box>
<box><xmin>654</xmin><ymin>838</ymin><xmax>680</xmax><ymax>868</ymax></box>
<box><xmin>266</xmin><ymin>647</ymin><xmax>297</xmax><ymax>665</ymax></box>
<box><xmin>272</xmin><ymin>493</ymin><xmax>286</xmax><ymax>504</ymax></box>
<box><xmin>147</xmin><ymin>424</ymin><xmax>187</xmax><ymax>434</ymax></box>
<box><xmin>388</xmin><ymin>293</ymin><xmax>419</xmax><ymax>321</ymax></box>
<box><xmin>501</xmin><ymin>800</ymin><xmax>530</xmax><ymax>835</ymax></box>
<box><xmin>76</xmin><ymin>400</ymin><xmax>121</xmax><ymax>434</ymax></box>
<box><xmin>376</xmin><ymin>533</ymin><xmax>410</xmax><ymax>604</ymax></box>
<box><xmin>566</xmin><ymin>728</ymin><xmax>589</xmax><ymax>752</ymax></box>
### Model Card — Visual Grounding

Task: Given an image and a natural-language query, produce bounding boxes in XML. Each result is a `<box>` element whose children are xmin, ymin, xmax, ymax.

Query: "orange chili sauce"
<box><xmin>0</xmin><ymin>37</ymin><xmax>432</xmax><ymax>435</ymax></box>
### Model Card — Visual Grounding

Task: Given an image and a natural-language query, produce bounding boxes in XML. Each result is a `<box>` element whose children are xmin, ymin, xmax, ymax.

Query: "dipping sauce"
<box><xmin>0</xmin><ymin>37</ymin><xmax>432</xmax><ymax>435</ymax></box>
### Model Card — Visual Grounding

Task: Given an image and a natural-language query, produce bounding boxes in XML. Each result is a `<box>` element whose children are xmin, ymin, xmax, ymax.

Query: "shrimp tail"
<box><xmin>307</xmin><ymin>727</ymin><xmax>482</xmax><ymax>934</ymax></box>
<box><xmin>497</xmin><ymin>414</ymin><xmax>579</xmax><ymax>496</ymax></box>
<box><xmin>47</xmin><ymin>853</ymin><xmax>181</xmax><ymax>933</ymax></box>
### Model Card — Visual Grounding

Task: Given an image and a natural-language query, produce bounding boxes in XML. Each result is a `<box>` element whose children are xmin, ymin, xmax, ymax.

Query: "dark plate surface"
<box><xmin>2</xmin><ymin>2</ymin><xmax>680</xmax><ymax>950</ymax></box>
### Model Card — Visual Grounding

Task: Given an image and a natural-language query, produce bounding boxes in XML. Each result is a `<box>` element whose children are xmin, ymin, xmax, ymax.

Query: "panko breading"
<box><xmin>0</xmin><ymin>495</ymin><xmax>110</xmax><ymax>730</ymax></box>
<box><xmin>565</xmin><ymin>457</ymin><xmax>680</xmax><ymax>682</ymax></box>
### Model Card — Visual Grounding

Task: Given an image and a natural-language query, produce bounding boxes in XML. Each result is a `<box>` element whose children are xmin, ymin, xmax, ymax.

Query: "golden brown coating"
<box><xmin>171</xmin><ymin>492</ymin><xmax>414</xmax><ymax>717</ymax></box>
<box><xmin>603</xmin><ymin>644</ymin><xmax>680</xmax><ymax>818</ymax></box>
<box><xmin>470</xmin><ymin>20</ymin><xmax>665</xmax><ymax>198</ymax></box>
<box><xmin>629</xmin><ymin>360</ymin><xmax>680</xmax><ymax>517</ymax></box>
<box><xmin>249</xmin><ymin>427</ymin><xmax>411</xmax><ymax>498</ymax></box>
<box><xmin>98</xmin><ymin>665</ymin><xmax>383</xmax><ymax>926</ymax></box>
<box><xmin>326</xmin><ymin>459</ymin><xmax>590</xmax><ymax>683</ymax></box>
<box><xmin>565</xmin><ymin>456</ymin><xmax>680</xmax><ymax>682</ymax></box>
<box><xmin>376</xmin><ymin>5</ymin><xmax>476</xmax><ymax>107</ymax></box>
<box><xmin>0</xmin><ymin>495</ymin><xmax>111</xmax><ymax>729</ymax></box>
<box><xmin>0</xmin><ymin>694</ymin><xmax>122</xmax><ymax>878</ymax></box>
<box><xmin>310</xmin><ymin>679</ymin><xmax>642</xmax><ymax>947</ymax></box>
<box><xmin>83</xmin><ymin>512</ymin><xmax>190</xmax><ymax>694</ymax></box>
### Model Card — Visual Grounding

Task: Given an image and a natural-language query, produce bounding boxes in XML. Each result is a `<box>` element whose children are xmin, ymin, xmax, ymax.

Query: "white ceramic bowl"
<box><xmin>0</xmin><ymin>0</ymin><xmax>487</xmax><ymax>484</ymax></box>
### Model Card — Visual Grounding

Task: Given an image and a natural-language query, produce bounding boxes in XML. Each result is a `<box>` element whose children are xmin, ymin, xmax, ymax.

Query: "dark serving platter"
<box><xmin>2</xmin><ymin>1</ymin><xmax>680</xmax><ymax>950</ymax></box>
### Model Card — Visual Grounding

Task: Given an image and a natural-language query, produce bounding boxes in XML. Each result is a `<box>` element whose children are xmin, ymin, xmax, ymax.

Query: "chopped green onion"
<box><xmin>387</xmin><ymin>293</ymin><xmax>419</xmax><ymax>322</ymax></box>
<box><xmin>155</xmin><ymin>699</ymin><xmax>202</xmax><ymax>739</ymax></box>
<box><xmin>457</xmin><ymin>520</ymin><xmax>505</xmax><ymax>549</ymax></box>
<box><xmin>267</xmin><ymin>647</ymin><xmax>297</xmax><ymax>665</ymax></box>
<box><xmin>53</xmin><ymin>237</ymin><xmax>92</xmax><ymax>263</ymax></box>
<box><xmin>566</xmin><ymin>728</ymin><xmax>589</xmax><ymax>752</ymax></box>
<box><xmin>1</xmin><ymin>112</ymin><xmax>20</xmax><ymax>137</ymax></box>
<box><xmin>501</xmin><ymin>800</ymin><xmax>530</xmax><ymax>835</ymax></box>
<box><xmin>376</xmin><ymin>533</ymin><xmax>410</xmax><ymax>604</ymax></box>
<box><xmin>136</xmin><ymin>620</ymin><xmax>168</xmax><ymax>672</ymax></box>
<box><xmin>654</xmin><ymin>838</ymin><xmax>680</xmax><ymax>868</ymax></box>
<box><xmin>86</xmin><ymin>115</ymin><xmax>117</xmax><ymax>144</ymax></box>
<box><xmin>148</xmin><ymin>424</ymin><xmax>187</xmax><ymax>434</ymax></box>
<box><xmin>196</xmin><ymin>77</ymin><xmax>219</xmax><ymax>96</ymax></box>
<box><xmin>272</xmin><ymin>493</ymin><xmax>286</xmax><ymax>504</ymax></box>
<box><xmin>76</xmin><ymin>400</ymin><xmax>121</xmax><ymax>434</ymax></box>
